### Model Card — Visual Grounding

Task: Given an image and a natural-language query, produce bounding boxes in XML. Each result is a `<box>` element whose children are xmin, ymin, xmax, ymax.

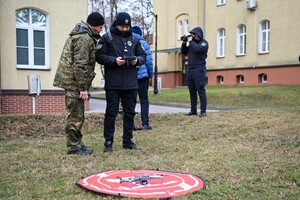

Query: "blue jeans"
<box><xmin>138</xmin><ymin>77</ymin><xmax>150</xmax><ymax>126</ymax></box>
<box><xmin>187</xmin><ymin>67</ymin><xmax>207</xmax><ymax>113</ymax></box>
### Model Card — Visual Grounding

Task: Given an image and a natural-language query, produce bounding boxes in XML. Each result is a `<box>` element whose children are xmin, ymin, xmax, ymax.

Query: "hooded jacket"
<box><xmin>132</xmin><ymin>32</ymin><xmax>153</xmax><ymax>79</ymax></box>
<box><xmin>53</xmin><ymin>21</ymin><xmax>100</xmax><ymax>92</ymax></box>
<box><xmin>181</xmin><ymin>27</ymin><xmax>209</xmax><ymax>68</ymax></box>
<box><xmin>96</xmin><ymin>23</ymin><xmax>146</xmax><ymax>90</ymax></box>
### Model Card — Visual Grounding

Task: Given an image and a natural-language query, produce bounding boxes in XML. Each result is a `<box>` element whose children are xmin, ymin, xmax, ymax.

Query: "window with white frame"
<box><xmin>177</xmin><ymin>20</ymin><xmax>182</xmax><ymax>40</ymax></box>
<box><xmin>16</xmin><ymin>8</ymin><xmax>49</xmax><ymax>69</ymax></box>
<box><xmin>259</xmin><ymin>20</ymin><xmax>270</xmax><ymax>53</ymax></box>
<box><xmin>259</xmin><ymin>73</ymin><xmax>268</xmax><ymax>83</ymax></box>
<box><xmin>217</xmin><ymin>0</ymin><xmax>226</xmax><ymax>6</ymax></box>
<box><xmin>183</xmin><ymin>19</ymin><xmax>189</xmax><ymax>35</ymax></box>
<box><xmin>237</xmin><ymin>75</ymin><xmax>244</xmax><ymax>84</ymax></box>
<box><xmin>217</xmin><ymin>75</ymin><xmax>224</xmax><ymax>84</ymax></box>
<box><xmin>236</xmin><ymin>24</ymin><xmax>246</xmax><ymax>55</ymax></box>
<box><xmin>216</xmin><ymin>28</ymin><xmax>225</xmax><ymax>57</ymax></box>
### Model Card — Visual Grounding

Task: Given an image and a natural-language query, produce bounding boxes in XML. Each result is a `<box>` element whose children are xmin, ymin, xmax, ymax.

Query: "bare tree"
<box><xmin>89</xmin><ymin>0</ymin><xmax>153</xmax><ymax>35</ymax></box>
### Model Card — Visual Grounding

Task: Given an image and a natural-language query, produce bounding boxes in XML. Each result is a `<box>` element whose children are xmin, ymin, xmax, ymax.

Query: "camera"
<box><xmin>122</xmin><ymin>55</ymin><xmax>136</xmax><ymax>61</ymax></box>
<box><xmin>180</xmin><ymin>34</ymin><xmax>193</xmax><ymax>42</ymax></box>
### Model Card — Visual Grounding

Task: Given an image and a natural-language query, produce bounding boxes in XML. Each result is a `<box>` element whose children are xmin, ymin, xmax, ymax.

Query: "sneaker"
<box><xmin>200</xmin><ymin>112</ymin><xmax>207</xmax><ymax>117</ymax></box>
<box><xmin>123</xmin><ymin>142</ymin><xmax>142</xmax><ymax>150</ymax></box>
<box><xmin>185</xmin><ymin>111</ymin><xmax>197</xmax><ymax>116</ymax></box>
<box><xmin>103</xmin><ymin>141</ymin><xmax>113</xmax><ymax>152</ymax></box>
<box><xmin>142</xmin><ymin>125</ymin><xmax>153</xmax><ymax>130</ymax></box>
<box><xmin>67</xmin><ymin>147</ymin><xmax>93</xmax><ymax>155</ymax></box>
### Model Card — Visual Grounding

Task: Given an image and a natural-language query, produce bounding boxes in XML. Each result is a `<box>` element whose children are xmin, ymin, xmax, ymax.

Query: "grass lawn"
<box><xmin>1</xmin><ymin>85</ymin><xmax>300</xmax><ymax>199</ymax></box>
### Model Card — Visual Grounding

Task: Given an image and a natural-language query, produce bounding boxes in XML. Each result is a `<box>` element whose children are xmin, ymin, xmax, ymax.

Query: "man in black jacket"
<box><xmin>96</xmin><ymin>12</ymin><xmax>146</xmax><ymax>152</ymax></box>
<box><xmin>181</xmin><ymin>27</ymin><xmax>209</xmax><ymax>117</ymax></box>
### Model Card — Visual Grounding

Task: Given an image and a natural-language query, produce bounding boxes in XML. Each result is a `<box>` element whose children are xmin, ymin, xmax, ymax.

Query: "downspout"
<box><xmin>253</xmin><ymin>7</ymin><xmax>257</xmax><ymax>68</ymax></box>
<box><xmin>202</xmin><ymin>0</ymin><xmax>206</xmax><ymax>38</ymax></box>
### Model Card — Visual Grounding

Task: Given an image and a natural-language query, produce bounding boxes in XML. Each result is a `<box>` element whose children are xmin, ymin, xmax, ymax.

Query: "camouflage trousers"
<box><xmin>65</xmin><ymin>90</ymin><xmax>85</xmax><ymax>152</ymax></box>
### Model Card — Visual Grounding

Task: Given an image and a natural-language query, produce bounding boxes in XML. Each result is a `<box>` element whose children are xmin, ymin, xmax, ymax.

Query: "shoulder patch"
<box><xmin>201</xmin><ymin>42</ymin><xmax>207</xmax><ymax>47</ymax></box>
<box><xmin>97</xmin><ymin>43</ymin><xmax>103</xmax><ymax>50</ymax></box>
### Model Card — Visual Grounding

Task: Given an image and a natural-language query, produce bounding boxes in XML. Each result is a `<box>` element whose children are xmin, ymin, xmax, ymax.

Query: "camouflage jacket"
<box><xmin>53</xmin><ymin>21</ymin><xmax>100</xmax><ymax>92</ymax></box>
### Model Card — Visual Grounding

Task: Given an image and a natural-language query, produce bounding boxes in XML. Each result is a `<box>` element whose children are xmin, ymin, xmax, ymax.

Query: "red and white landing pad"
<box><xmin>77</xmin><ymin>169</ymin><xmax>206</xmax><ymax>199</ymax></box>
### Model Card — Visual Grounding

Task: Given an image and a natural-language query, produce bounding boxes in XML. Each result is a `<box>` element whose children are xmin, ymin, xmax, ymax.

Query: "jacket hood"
<box><xmin>190</xmin><ymin>27</ymin><xmax>203</xmax><ymax>39</ymax></box>
<box><xmin>132</xmin><ymin>32</ymin><xmax>143</xmax><ymax>40</ymax></box>
<box><xmin>69</xmin><ymin>21</ymin><xmax>100</xmax><ymax>39</ymax></box>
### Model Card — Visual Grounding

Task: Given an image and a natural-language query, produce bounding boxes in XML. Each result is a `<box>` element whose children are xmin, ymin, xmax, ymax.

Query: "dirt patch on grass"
<box><xmin>0</xmin><ymin>113</ymin><xmax>107</xmax><ymax>140</ymax></box>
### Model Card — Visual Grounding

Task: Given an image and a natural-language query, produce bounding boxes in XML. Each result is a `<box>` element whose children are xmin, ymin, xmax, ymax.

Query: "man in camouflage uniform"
<box><xmin>53</xmin><ymin>12</ymin><xmax>104</xmax><ymax>155</ymax></box>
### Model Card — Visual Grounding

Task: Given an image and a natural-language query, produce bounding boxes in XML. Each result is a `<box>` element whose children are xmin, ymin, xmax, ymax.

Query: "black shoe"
<box><xmin>142</xmin><ymin>125</ymin><xmax>153</xmax><ymax>130</ymax></box>
<box><xmin>103</xmin><ymin>141</ymin><xmax>113</xmax><ymax>152</ymax></box>
<box><xmin>200</xmin><ymin>112</ymin><xmax>207</xmax><ymax>117</ymax></box>
<box><xmin>185</xmin><ymin>111</ymin><xmax>197</xmax><ymax>116</ymax></box>
<box><xmin>67</xmin><ymin>147</ymin><xmax>93</xmax><ymax>155</ymax></box>
<box><xmin>123</xmin><ymin>143</ymin><xmax>142</xmax><ymax>150</ymax></box>
<box><xmin>81</xmin><ymin>145</ymin><xmax>93</xmax><ymax>152</ymax></box>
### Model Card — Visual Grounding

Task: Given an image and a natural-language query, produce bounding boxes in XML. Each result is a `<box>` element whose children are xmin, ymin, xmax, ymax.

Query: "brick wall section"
<box><xmin>0</xmin><ymin>90</ymin><xmax>90</xmax><ymax>115</ymax></box>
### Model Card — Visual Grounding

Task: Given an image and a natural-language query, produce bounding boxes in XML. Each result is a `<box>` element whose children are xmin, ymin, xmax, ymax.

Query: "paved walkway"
<box><xmin>87</xmin><ymin>98</ymin><xmax>219</xmax><ymax>114</ymax></box>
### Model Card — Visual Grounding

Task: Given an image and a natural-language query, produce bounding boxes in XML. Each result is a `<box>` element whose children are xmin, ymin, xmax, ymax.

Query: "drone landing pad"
<box><xmin>76</xmin><ymin>169</ymin><xmax>205</xmax><ymax>199</ymax></box>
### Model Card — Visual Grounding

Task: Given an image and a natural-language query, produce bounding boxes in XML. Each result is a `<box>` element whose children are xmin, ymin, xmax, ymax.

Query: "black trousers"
<box><xmin>104</xmin><ymin>89</ymin><xmax>137</xmax><ymax>145</ymax></box>
<box><xmin>187</xmin><ymin>67</ymin><xmax>207</xmax><ymax>113</ymax></box>
<box><xmin>137</xmin><ymin>77</ymin><xmax>150</xmax><ymax>126</ymax></box>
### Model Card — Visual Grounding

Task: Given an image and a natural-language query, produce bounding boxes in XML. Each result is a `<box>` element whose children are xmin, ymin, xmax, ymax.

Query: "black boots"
<box><xmin>185</xmin><ymin>111</ymin><xmax>197</xmax><ymax>116</ymax></box>
<box><xmin>103</xmin><ymin>140</ymin><xmax>113</xmax><ymax>152</ymax></box>
<box><xmin>123</xmin><ymin>142</ymin><xmax>142</xmax><ymax>150</ymax></box>
<box><xmin>67</xmin><ymin>145</ymin><xmax>93</xmax><ymax>155</ymax></box>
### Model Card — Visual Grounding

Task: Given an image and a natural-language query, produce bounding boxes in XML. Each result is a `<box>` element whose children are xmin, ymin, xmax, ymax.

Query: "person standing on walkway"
<box><xmin>53</xmin><ymin>12</ymin><xmax>104</xmax><ymax>155</ymax></box>
<box><xmin>96</xmin><ymin>12</ymin><xmax>146</xmax><ymax>152</ymax></box>
<box><xmin>181</xmin><ymin>27</ymin><xmax>209</xmax><ymax>117</ymax></box>
<box><xmin>131</xmin><ymin>26</ymin><xmax>153</xmax><ymax>131</ymax></box>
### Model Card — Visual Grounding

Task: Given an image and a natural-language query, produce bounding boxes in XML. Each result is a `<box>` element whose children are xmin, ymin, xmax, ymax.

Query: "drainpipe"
<box><xmin>253</xmin><ymin>6</ymin><xmax>257</xmax><ymax>68</ymax></box>
<box><xmin>202</xmin><ymin>0</ymin><xmax>206</xmax><ymax>38</ymax></box>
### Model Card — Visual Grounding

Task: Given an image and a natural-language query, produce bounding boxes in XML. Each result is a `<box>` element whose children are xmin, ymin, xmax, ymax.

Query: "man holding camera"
<box><xmin>181</xmin><ymin>27</ymin><xmax>209</xmax><ymax>117</ymax></box>
<box><xmin>96</xmin><ymin>12</ymin><xmax>146</xmax><ymax>152</ymax></box>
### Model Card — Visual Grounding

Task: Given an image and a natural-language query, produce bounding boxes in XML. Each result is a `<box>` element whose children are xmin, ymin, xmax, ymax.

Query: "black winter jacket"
<box><xmin>96</xmin><ymin>24</ymin><xmax>146</xmax><ymax>90</ymax></box>
<box><xmin>181</xmin><ymin>27</ymin><xmax>209</xmax><ymax>69</ymax></box>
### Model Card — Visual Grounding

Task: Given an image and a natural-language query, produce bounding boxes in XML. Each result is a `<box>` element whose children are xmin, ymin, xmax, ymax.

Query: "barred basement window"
<box><xmin>237</xmin><ymin>75</ymin><xmax>244</xmax><ymax>84</ymax></box>
<box><xmin>217</xmin><ymin>75</ymin><xmax>224</xmax><ymax>84</ymax></box>
<box><xmin>259</xmin><ymin>73</ymin><xmax>268</xmax><ymax>83</ymax></box>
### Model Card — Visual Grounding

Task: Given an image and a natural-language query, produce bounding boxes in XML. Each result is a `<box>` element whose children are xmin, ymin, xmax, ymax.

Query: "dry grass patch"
<box><xmin>0</xmin><ymin>108</ymin><xmax>299</xmax><ymax>199</ymax></box>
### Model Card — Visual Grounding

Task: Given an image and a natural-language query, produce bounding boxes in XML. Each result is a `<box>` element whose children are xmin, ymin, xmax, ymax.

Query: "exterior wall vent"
<box><xmin>246</xmin><ymin>0</ymin><xmax>257</xmax><ymax>10</ymax></box>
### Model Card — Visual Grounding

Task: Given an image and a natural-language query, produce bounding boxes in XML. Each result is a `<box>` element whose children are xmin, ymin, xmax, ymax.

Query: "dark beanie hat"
<box><xmin>132</xmin><ymin>26</ymin><xmax>142</xmax><ymax>36</ymax></box>
<box><xmin>114</xmin><ymin>12</ymin><xmax>131</xmax><ymax>26</ymax></box>
<box><xmin>87</xmin><ymin>12</ymin><xmax>104</xmax><ymax>26</ymax></box>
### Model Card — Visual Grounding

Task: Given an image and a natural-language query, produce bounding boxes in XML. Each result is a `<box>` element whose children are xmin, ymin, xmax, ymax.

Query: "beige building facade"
<box><xmin>152</xmin><ymin>0</ymin><xmax>300</xmax><ymax>88</ymax></box>
<box><xmin>0</xmin><ymin>0</ymin><xmax>91</xmax><ymax>114</ymax></box>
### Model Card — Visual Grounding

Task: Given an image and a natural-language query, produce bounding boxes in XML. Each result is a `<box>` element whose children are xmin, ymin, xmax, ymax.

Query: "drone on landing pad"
<box><xmin>117</xmin><ymin>174</ymin><xmax>164</xmax><ymax>188</ymax></box>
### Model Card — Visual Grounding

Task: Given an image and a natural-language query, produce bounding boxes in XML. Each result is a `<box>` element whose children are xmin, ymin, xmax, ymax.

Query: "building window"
<box><xmin>16</xmin><ymin>8</ymin><xmax>49</xmax><ymax>69</ymax></box>
<box><xmin>217</xmin><ymin>75</ymin><xmax>224</xmax><ymax>84</ymax></box>
<box><xmin>237</xmin><ymin>75</ymin><xmax>244</xmax><ymax>84</ymax></box>
<box><xmin>236</xmin><ymin>24</ymin><xmax>246</xmax><ymax>55</ymax></box>
<box><xmin>259</xmin><ymin>73</ymin><xmax>268</xmax><ymax>83</ymax></box>
<box><xmin>217</xmin><ymin>28</ymin><xmax>225</xmax><ymax>57</ymax></box>
<box><xmin>177</xmin><ymin>20</ymin><xmax>182</xmax><ymax>40</ymax></box>
<box><xmin>183</xmin><ymin>19</ymin><xmax>189</xmax><ymax>35</ymax></box>
<box><xmin>259</xmin><ymin>20</ymin><xmax>270</xmax><ymax>54</ymax></box>
<box><xmin>217</xmin><ymin>0</ymin><xmax>226</xmax><ymax>6</ymax></box>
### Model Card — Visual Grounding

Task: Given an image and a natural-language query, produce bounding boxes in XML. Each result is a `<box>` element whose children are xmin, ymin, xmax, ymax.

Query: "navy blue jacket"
<box><xmin>96</xmin><ymin>24</ymin><xmax>146</xmax><ymax>89</ymax></box>
<box><xmin>132</xmin><ymin>33</ymin><xmax>153</xmax><ymax>79</ymax></box>
<box><xmin>181</xmin><ymin>27</ymin><xmax>209</xmax><ymax>69</ymax></box>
